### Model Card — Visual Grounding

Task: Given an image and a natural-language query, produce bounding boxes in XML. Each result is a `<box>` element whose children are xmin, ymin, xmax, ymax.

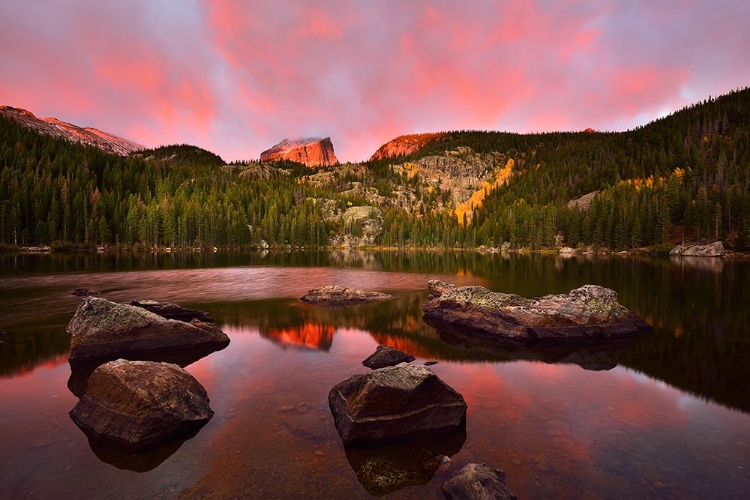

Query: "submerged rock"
<box><xmin>69</xmin><ymin>359</ymin><xmax>213</xmax><ymax>451</ymax></box>
<box><xmin>362</xmin><ymin>345</ymin><xmax>415</xmax><ymax>369</ymax></box>
<box><xmin>441</xmin><ymin>463</ymin><xmax>517</xmax><ymax>500</ymax></box>
<box><xmin>328</xmin><ymin>363</ymin><xmax>467</xmax><ymax>446</ymax></box>
<box><xmin>300</xmin><ymin>285</ymin><xmax>392</xmax><ymax>305</ymax></box>
<box><xmin>67</xmin><ymin>297</ymin><xmax>229</xmax><ymax>363</ymax></box>
<box><xmin>423</xmin><ymin>280</ymin><xmax>651</xmax><ymax>343</ymax></box>
<box><xmin>345</xmin><ymin>431</ymin><xmax>465</xmax><ymax>496</ymax></box>
<box><xmin>71</xmin><ymin>288</ymin><xmax>98</xmax><ymax>297</ymax></box>
<box><xmin>670</xmin><ymin>241</ymin><xmax>725</xmax><ymax>257</ymax></box>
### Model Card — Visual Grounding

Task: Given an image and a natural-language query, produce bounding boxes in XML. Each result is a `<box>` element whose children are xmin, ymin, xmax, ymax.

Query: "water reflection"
<box><xmin>426</xmin><ymin>318</ymin><xmax>640</xmax><ymax>371</ymax></box>
<box><xmin>2</xmin><ymin>252</ymin><xmax>750</xmax><ymax>498</ymax></box>
<box><xmin>75</xmin><ymin>424</ymin><xmax>200</xmax><ymax>473</ymax></box>
<box><xmin>263</xmin><ymin>323</ymin><xmax>336</xmax><ymax>351</ymax></box>
<box><xmin>344</xmin><ymin>432</ymin><xmax>466</xmax><ymax>496</ymax></box>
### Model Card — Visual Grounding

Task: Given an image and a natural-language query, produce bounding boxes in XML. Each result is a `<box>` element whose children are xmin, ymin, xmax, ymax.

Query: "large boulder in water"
<box><xmin>328</xmin><ymin>363</ymin><xmax>467</xmax><ymax>446</ymax></box>
<box><xmin>66</xmin><ymin>297</ymin><xmax>229</xmax><ymax>363</ymax></box>
<box><xmin>441</xmin><ymin>463</ymin><xmax>517</xmax><ymax>500</ymax></box>
<box><xmin>362</xmin><ymin>345</ymin><xmax>415</xmax><ymax>369</ymax></box>
<box><xmin>69</xmin><ymin>359</ymin><xmax>213</xmax><ymax>451</ymax></box>
<box><xmin>300</xmin><ymin>285</ymin><xmax>392</xmax><ymax>305</ymax></box>
<box><xmin>423</xmin><ymin>280</ymin><xmax>651</xmax><ymax>343</ymax></box>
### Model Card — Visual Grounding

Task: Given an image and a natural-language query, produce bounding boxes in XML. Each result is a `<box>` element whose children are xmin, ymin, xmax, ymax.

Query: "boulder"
<box><xmin>260</xmin><ymin>137</ymin><xmax>338</xmax><ymax>167</ymax></box>
<box><xmin>441</xmin><ymin>463</ymin><xmax>517</xmax><ymax>500</ymax></box>
<box><xmin>300</xmin><ymin>285</ymin><xmax>392</xmax><ymax>305</ymax></box>
<box><xmin>423</xmin><ymin>280</ymin><xmax>651</xmax><ymax>343</ymax></box>
<box><xmin>130</xmin><ymin>300</ymin><xmax>215</xmax><ymax>323</ymax></box>
<box><xmin>66</xmin><ymin>297</ymin><xmax>229</xmax><ymax>363</ymax></box>
<box><xmin>362</xmin><ymin>345</ymin><xmax>415</xmax><ymax>369</ymax></box>
<box><xmin>69</xmin><ymin>359</ymin><xmax>213</xmax><ymax>451</ymax></box>
<box><xmin>72</xmin><ymin>288</ymin><xmax>98</xmax><ymax>297</ymax></box>
<box><xmin>328</xmin><ymin>363</ymin><xmax>467</xmax><ymax>445</ymax></box>
<box><xmin>559</xmin><ymin>246</ymin><xmax>576</xmax><ymax>255</ymax></box>
<box><xmin>671</xmin><ymin>241</ymin><xmax>725</xmax><ymax>257</ymax></box>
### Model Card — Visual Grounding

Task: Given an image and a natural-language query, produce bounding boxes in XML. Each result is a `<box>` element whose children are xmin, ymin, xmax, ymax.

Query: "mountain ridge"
<box><xmin>0</xmin><ymin>105</ymin><xmax>143</xmax><ymax>156</ymax></box>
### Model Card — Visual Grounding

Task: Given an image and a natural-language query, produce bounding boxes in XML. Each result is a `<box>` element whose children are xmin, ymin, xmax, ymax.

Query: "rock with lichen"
<box><xmin>329</xmin><ymin>363</ymin><xmax>467</xmax><ymax>445</ymax></box>
<box><xmin>300</xmin><ymin>285</ymin><xmax>392</xmax><ymax>305</ymax></box>
<box><xmin>67</xmin><ymin>297</ymin><xmax>229</xmax><ymax>363</ymax></box>
<box><xmin>423</xmin><ymin>280</ymin><xmax>651</xmax><ymax>342</ymax></box>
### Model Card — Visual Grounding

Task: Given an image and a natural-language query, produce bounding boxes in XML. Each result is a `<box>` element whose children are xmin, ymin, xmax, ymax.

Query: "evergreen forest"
<box><xmin>1</xmin><ymin>87</ymin><xmax>749</xmax><ymax>252</ymax></box>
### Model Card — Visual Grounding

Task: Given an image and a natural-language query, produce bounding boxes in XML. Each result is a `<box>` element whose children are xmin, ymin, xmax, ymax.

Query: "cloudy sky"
<box><xmin>2</xmin><ymin>0</ymin><xmax>748</xmax><ymax>162</ymax></box>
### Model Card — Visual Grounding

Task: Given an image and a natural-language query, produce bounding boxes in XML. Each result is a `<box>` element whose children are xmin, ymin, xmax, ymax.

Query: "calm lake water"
<box><xmin>0</xmin><ymin>251</ymin><xmax>749</xmax><ymax>499</ymax></box>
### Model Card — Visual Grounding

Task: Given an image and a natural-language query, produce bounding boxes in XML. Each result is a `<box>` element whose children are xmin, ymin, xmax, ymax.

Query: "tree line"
<box><xmin>1</xmin><ymin>87</ymin><xmax>749</xmax><ymax>251</ymax></box>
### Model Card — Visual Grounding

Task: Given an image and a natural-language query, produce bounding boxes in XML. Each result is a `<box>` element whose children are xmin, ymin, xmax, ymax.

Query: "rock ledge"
<box><xmin>67</xmin><ymin>297</ymin><xmax>229</xmax><ymax>363</ymax></box>
<box><xmin>301</xmin><ymin>285</ymin><xmax>392</xmax><ymax>305</ymax></box>
<box><xmin>423</xmin><ymin>280</ymin><xmax>651</xmax><ymax>342</ymax></box>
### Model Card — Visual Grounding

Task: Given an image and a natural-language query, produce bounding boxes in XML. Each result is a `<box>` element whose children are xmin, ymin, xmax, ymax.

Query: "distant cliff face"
<box><xmin>0</xmin><ymin>105</ymin><xmax>143</xmax><ymax>155</ymax></box>
<box><xmin>260</xmin><ymin>137</ymin><xmax>339</xmax><ymax>167</ymax></box>
<box><xmin>369</xmin><ymin>133</ymin><xmax>446</xmax><ymax>161</ymax></box>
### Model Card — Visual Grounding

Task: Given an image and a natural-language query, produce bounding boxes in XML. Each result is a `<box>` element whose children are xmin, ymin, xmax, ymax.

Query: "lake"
<box><xmin>1</xmin><ymin>251</ymin><xmax>749</xmax><ymax>499</ymax></box>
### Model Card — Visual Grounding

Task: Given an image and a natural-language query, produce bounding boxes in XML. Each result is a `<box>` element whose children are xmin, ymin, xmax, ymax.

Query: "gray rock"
<box><xmin>423</xmin><ymin>280</ymin><xmax>651</xmax><ymax>342</ymax></box>
<box><xmin>441</xmin><ymin>463</ymin><xmax>517</xmax><ymax>500</ymax></box>
<box><xmin>362</xmin><ymin>345</ymin><xmax>415</xmax><ymax>369</ymax></box>
<box><xmin>67</xmin><ymin>297</ymin><xmax>229</xmax><ymax>363</ymax></box>
<box><xmin>671</xmin><ymin>241</ymin><xmax>725</xmax><ymax>257</ymax></box>
<box><xmin>69</xmin><ymin>359</ymin><xmax>213</xmax><ymax>451</ymax></box>
<box><xmin>328</xmin><ymin>363</ymin><xmax>467</xmax><ymax>445</ymax></box>
<box><xmin>300</xmin><ymin>285</ymin><xmax>392</xmax><ymax>305</ymax></box>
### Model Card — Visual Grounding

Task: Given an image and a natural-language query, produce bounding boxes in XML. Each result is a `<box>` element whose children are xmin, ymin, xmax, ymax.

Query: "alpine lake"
<box><xmin>0</xmin><ymin>250</ymin><xmax>748</xmax><ymax>499</ymax></box>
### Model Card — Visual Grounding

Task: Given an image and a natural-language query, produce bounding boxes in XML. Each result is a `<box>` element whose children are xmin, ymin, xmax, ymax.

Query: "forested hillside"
<box><xmin>1</xmin><ymin>87</ymin><xmax>748</xmax><ymax>251</ymax></box>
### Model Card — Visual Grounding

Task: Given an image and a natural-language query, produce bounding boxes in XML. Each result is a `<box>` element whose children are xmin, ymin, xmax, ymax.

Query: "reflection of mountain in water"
<box><xmin>212</xmin><ymin>272</ymin><xmax>750</xmax><ymax>414</ymax></box>
<box><xmin>264</xmin><ymin>323</ymin><xmax>335</xmax><ymax>351</ymax></box>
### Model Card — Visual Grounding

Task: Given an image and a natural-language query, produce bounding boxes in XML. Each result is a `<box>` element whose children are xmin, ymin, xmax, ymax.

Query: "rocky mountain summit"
<box><xmin>369</xmin><ymin>132</ymin><xmax>445</xmax><ymax>161</ymax></box>
<box><xmin>0</xmin><ymin>105</ymin><xmax>143</xmax><ymax>155</ymax></box>
<box><xmin>260</xmin><ymin>137</ymin><xmax>339</xmax><ymax>167</ymax></box>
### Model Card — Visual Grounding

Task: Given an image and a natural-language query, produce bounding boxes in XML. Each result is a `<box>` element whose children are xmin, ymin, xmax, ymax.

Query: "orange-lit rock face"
<box><xmin>259</xmin><ymin>137</ymin><xmax>339</xmax><ymax>167</ymax></box>
<box><xmin>264</xmin><ymin>323</ymin><xmax>336</xmax><ymax>351</ymax></box>
<box><xmin>0</xmin><ymin>105</ymin><xmax>143</xmax><ymax>155</ymax></box>
<box><xmin>369</xmin><ymin>132</ymin><xmax>445</xmax><ymax>161</ymax></box>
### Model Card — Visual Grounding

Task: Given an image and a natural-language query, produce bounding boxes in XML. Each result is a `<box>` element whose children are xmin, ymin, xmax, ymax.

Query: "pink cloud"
<box><xmin>1</xmin><ymin>1</ymin><xmax>748</xmax><ymax>162</ymax></box>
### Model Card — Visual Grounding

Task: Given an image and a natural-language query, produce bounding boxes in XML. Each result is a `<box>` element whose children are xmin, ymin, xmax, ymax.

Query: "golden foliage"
<box><xmin>455</xmin><ymin>159</ymin><xmax>514</xmax><ymax>226</ymax></box>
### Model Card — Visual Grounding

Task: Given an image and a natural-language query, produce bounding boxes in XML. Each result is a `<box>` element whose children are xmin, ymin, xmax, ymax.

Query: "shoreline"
<box><xmin>3</xmin><ymin>243</ymin><xmax>748</xmax><ymax>259</ymax></box>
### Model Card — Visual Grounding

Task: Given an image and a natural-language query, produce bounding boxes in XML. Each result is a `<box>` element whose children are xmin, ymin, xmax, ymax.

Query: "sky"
<box><xmin>1</xmin><ymin>0</ymin><xmax>749</xmax><ymax>163</ymax></box>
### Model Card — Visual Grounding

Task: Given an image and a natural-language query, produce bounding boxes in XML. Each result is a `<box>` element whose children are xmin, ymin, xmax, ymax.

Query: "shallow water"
<box><xmin>0</xmin><ymin>251</ymin><xmax>749</xmax><ymax>498</ymax></box>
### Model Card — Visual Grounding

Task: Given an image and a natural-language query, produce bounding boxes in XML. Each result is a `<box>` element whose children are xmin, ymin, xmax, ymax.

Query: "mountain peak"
<box><xmin>0</xmin><ymin>105</ymin><xmax>143</xmax><ymax>155</ymax></box>
<box><xmin>260</xmin><ymin>137</ymin><xmax>339</xmax><ymax>167</ymax></box>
